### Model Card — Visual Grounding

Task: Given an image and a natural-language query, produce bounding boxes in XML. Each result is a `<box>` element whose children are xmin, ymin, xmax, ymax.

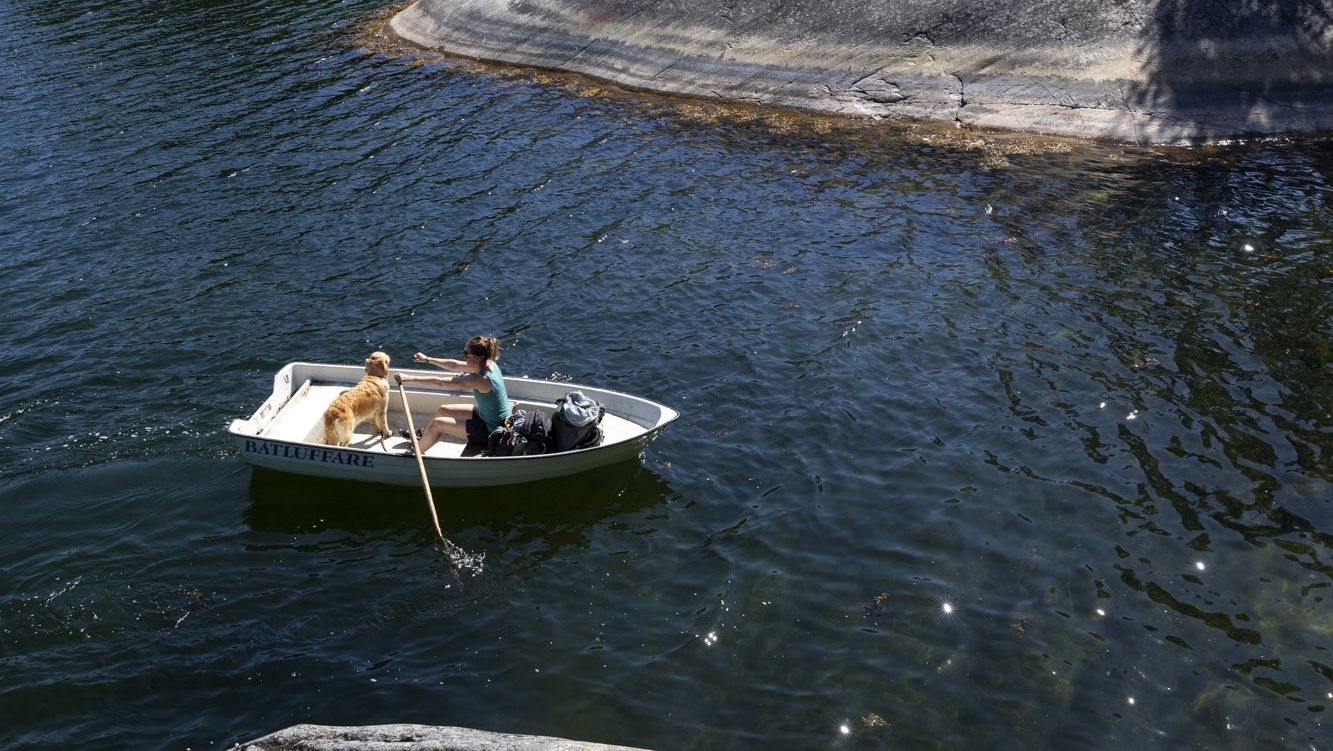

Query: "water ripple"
<box><xmin>1</xmin><ymin>0</ymin><xmax>1330</xmax><ymax>749</ymax></box>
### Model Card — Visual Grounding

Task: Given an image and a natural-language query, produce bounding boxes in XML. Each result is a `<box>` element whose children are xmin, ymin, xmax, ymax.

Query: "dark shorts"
<box><xmin>465</xmin><ymin>408</ymin><xmax>492</xmax><ymax>445</ymax></box>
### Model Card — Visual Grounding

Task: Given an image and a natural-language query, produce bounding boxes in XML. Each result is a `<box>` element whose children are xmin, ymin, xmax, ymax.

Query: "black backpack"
<box><xmin>487</xmin><ymin>409</ymin><xmax>551</xmax><ymax>456</ymax></box>
<box><xmin>550</xmin><ymin>391</ymin><xmax>605</xmax><ymax>453</ymax></box>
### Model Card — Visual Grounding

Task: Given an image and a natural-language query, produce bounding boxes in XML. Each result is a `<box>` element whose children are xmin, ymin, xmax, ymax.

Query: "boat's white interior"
<box><xmin>253</xmin><ymin>380</ymin><xmax>646</xmax><ymax>459</ymax></box>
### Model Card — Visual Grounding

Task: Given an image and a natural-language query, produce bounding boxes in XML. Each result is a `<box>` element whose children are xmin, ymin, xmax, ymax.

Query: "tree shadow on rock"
<box><xmin>1136</xmin><ymin>0</ymin><xmax>1333</xmax><ymax>139</ymax></box>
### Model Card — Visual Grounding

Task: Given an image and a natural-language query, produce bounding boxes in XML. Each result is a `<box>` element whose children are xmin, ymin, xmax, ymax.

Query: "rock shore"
<box><xmin>235</xmin><ymin>724</ymin><xmax>651</xmax><ymax>751</ymax></box>
<box><xmin>389</xmin><ymin>0</ymin><xmax>1333</xmax><ymax>144</ymax></box>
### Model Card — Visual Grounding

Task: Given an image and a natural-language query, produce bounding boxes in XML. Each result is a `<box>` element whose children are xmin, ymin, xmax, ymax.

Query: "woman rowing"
<box><xmin>395</xmin><ymin>335</ymin><xmax>511</xmax><ymax>453</ymax></box>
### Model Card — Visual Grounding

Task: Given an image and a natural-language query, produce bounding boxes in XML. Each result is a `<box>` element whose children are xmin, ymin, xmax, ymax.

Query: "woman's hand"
<box><xmin>413</xmin><ymin>352</ymin><xmax>429</xmax><ymax>363</ymax></box>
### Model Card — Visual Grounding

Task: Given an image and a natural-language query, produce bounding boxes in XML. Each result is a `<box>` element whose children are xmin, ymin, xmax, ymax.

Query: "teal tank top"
<box><xmin>474</xmin><ymin>364</ymin><xmax>511</xmax><ymax>431</ymax></box>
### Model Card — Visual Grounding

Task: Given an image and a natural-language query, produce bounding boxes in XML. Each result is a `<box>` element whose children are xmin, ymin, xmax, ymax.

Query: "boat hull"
<box><xmin>228</xmin><ymin>362</ymin><xmax>677</xmax><ymax>488</ymax></box>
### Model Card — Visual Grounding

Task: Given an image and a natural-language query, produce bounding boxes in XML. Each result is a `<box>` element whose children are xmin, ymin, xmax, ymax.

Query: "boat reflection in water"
<box><xmin>243</xmin><ymin>459</ymin><xmax>676</xmax><ymax>562</ymax></box>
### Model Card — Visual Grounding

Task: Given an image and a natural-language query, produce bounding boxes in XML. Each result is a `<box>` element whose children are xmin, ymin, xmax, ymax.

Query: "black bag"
<box><xmin>550</xmin><ymin>391</ymin><xmax>605</xmax><ymax>453</ymax></box>
<box><xmin>487</xmin><ymin>409</ymin><xmax>551</xmax><ymax>456</ymax></box>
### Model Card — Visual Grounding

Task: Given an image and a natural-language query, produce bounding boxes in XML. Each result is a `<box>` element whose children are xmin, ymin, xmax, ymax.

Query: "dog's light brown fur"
<box><xmin>322</xmin><ymin>351</ymin><xmax>391</xmax><ymax>446</ymax></box>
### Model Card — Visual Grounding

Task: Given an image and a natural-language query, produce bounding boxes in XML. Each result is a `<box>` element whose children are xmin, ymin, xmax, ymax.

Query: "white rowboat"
<box><xmin>228</xmin><ymin>362</ymin><xmax>678</xmax><ymax>487</ymax></box>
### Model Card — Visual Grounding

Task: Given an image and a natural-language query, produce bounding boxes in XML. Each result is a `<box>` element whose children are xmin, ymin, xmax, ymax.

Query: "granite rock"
<box><xmin>235</xmin><ymin>723</ymin><xmax>651</xmax><ymax>751</ymax></box>
<box><xmin>389</xmin><ymin>0</ymin><xmax>1333</xmax><ymax>143</ymax></box>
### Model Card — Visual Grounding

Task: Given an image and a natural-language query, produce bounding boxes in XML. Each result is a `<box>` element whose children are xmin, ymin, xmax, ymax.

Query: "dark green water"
<box><xmin>1</xmin><ymin>1</ymin><xmax>1329</xmax><ymax>750</ymax></box>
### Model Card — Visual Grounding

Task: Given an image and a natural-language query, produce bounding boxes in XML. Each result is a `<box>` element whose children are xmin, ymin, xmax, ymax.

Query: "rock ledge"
<box><xmin>235</xmin><ymin>723</ymin><xmax>651</xmax><ymax>751</ymax></box>
<box><xmin>389</xmin><ymin>0</ymin><xmax>1333</xmax><ymax>144</ymax></box>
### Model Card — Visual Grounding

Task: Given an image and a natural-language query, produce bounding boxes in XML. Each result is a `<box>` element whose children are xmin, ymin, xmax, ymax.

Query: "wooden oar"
<box><xmin>397</xmin><ymin>382</ymin><xmax>453</xmax><ymax>552</ymax></box>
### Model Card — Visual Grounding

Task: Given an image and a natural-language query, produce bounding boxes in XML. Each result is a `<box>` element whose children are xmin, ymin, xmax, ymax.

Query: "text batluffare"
<box><xmin>243</xmin><ymin>439</ymin><xmax>377</xmax><ymax>466</ymax></box>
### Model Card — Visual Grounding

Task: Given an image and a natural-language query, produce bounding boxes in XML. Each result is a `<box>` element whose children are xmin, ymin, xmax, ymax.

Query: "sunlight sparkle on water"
<box><xmin>936</xmin><ymin>595</ymin><xmax>963</xmax><ymax>622</ymax></box>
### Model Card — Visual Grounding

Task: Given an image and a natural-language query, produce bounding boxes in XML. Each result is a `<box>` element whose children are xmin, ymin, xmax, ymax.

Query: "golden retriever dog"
<box><xmin>322</xmin><ymin>351</ymin><xmax>391</xmax><ymax>446</ymax></box>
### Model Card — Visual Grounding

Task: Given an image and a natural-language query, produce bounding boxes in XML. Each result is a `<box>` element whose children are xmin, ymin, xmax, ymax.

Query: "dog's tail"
<box><xmin>323</xmin><ymin>412</ymin><xmax>350</xmax><ymax>446</ymax></box>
